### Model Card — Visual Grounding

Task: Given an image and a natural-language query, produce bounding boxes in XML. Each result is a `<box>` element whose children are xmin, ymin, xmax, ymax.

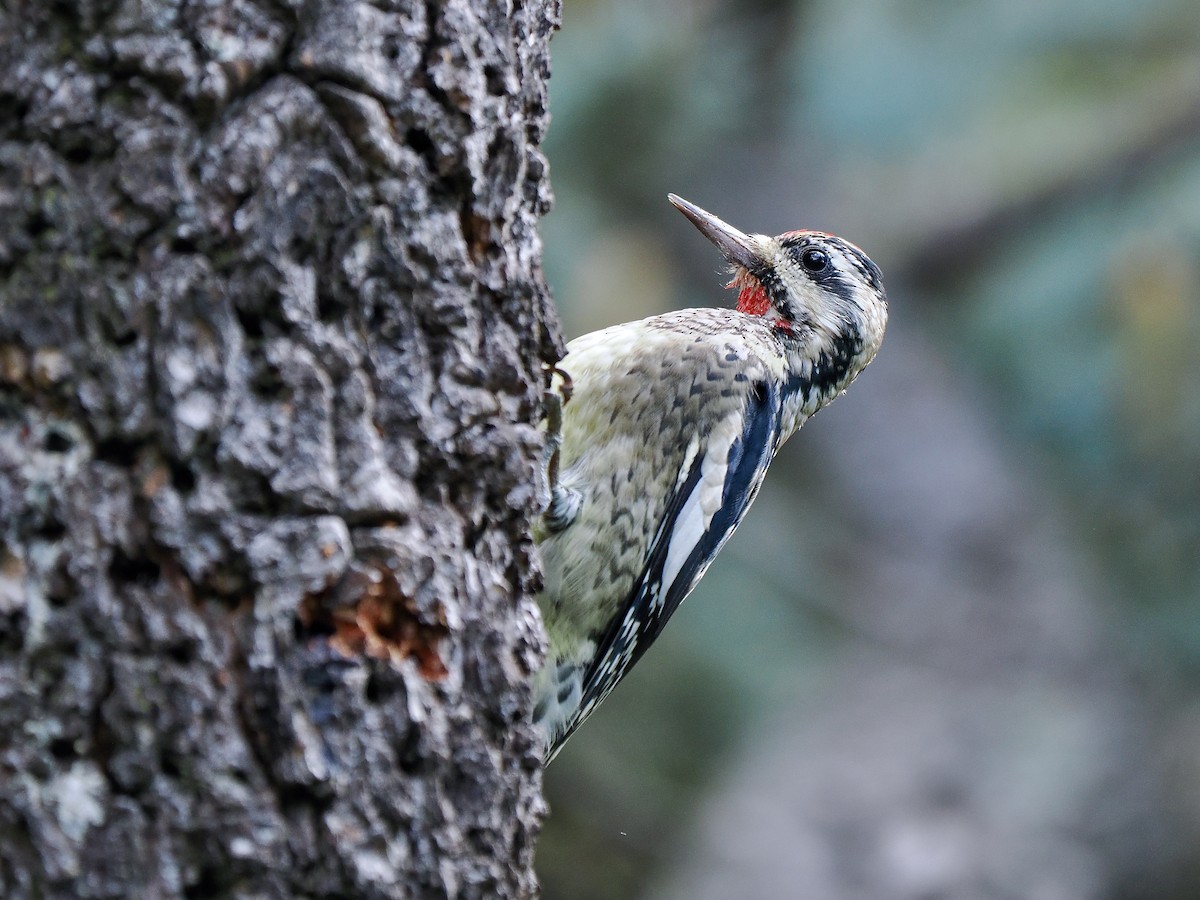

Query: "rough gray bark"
<box><xmin>0</xmin><ymin>0</ymin><xmax>560</xmax><ymax>897</ymax></box>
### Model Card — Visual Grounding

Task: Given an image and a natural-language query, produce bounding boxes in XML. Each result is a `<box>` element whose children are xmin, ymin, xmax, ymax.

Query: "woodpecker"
<box><xmin>533</xmin><ymin>194</ymin><xmax>888</xmax><ymax>763</ymax></box>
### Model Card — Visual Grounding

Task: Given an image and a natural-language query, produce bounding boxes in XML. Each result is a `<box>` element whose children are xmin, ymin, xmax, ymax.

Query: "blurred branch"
<box><xmin>902</xmin><ymin>96</ymin><xmax>1200</xmax><ymax>291</ymax></box>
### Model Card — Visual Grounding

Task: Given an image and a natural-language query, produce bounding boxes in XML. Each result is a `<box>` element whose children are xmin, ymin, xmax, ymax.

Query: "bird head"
<box><xmin>669</xmin><ymin>193</ymin><xmax>888</xmax><ymax>397</ymax></box>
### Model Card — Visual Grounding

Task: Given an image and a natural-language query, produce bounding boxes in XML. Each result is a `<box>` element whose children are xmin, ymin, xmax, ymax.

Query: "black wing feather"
<box><xmin>557</xmin><ymin>378</ymin><xmax>784</xmax><ymax>749</ymax></box>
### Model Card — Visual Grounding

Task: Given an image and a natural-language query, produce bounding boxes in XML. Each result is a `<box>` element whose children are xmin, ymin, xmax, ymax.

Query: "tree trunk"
<box><xmin>0</xmin><ymin>0</ymin><xmax>560</xmax><ymax>897</ymax></box>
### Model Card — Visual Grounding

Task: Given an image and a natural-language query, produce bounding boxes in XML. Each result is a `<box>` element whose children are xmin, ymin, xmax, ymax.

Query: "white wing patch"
<box><xmin>675</xmin><ymin>436</ymin><xmax>701</xmax><ymax>490</ymax></box>
<box><xmin>656</xmin><ymin>412</ymin><xmax>743</xmax><ymax>607</ymax></box>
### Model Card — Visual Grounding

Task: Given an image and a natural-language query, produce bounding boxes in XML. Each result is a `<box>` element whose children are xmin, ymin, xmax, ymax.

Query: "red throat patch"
<box><xmin>728</xmin><ymin>268</ymin><xmax>770</xmax><ymax>316</ymax></box>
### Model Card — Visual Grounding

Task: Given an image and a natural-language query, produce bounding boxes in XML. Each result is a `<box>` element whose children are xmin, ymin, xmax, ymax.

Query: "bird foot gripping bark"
<box><xmin>540</xmin><ymin>363</ymin><xmax>580</xmax><ymax>533</ymax></box>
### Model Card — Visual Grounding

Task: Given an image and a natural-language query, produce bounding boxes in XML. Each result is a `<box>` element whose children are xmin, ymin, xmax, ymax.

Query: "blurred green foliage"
<box><xmin>538</xmin><ymin>0</ymin><xmax>1200</xmax><ymax>896</ymax></box>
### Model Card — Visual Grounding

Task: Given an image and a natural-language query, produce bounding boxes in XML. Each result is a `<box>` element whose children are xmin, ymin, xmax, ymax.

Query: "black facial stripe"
<box><xmin>781</xmin><ymin>234</ymin><xmax>885</xmax><ymax>300</ymax></box>
<box><xmin>753</xmin><ymin>254</ymin><xmax>837</xmax><ymax>330</ymax></box>
<box><xmin>826</xmin><ymin>237</ymin><xmax>885</xmax><ymax>297</ymax></box>
<box><xmin>822</xmin><ymin>271</ymin><xmax>858</xmax><ymax>305</ymax></box>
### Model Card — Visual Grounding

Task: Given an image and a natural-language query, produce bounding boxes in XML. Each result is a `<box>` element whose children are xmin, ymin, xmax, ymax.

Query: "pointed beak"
<box><xmin>668</xmin><ymin>194</ymin><xmax>764</xmax><ymax>272</ymax></box>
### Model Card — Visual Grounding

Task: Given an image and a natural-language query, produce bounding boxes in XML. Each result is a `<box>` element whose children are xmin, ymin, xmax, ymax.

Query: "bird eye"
<box><xmin>800</xmin><ymin>248</ymin><xmax>830</xmax><ymax>273</ymax></box>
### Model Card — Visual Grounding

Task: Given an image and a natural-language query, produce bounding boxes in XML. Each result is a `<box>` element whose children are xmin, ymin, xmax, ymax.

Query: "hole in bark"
<box><xmin>35</xmin><ymin>517</ymin><xmax>66</xmax><ymax>541</ymax></box>
<box><xmin>295</xmin><ymin>610</ymin><xmax>334</xmax><ymax>641</ymax></box>
<box><xmin>170</xmin><ymin>461</ymin><xmax>197</xmax><ymax>493</ymax></box>
<box><xmin>278</xmin><ymin>784</ymin><xmax>324</xmax><ymax>816</ymax></box>
<box><xmin>166</xmin><ymin>641</ymin><xmax>195</xmax><ymax>665</ymax></box>
<box><xmin>0</xmin><ymin>610</ymin><xmax>25</xmax><ymax>652</ymax></box>
<box><xmin>235</xmin><ymin>304</ymin><xmax>266</xmax><ymax>340</ymax></box>
<box><xmin>95</xmin><ymin>436</ymin><xmax>142</xmax><ymax>467</ymax></box>
<box><xmin>48</xmin><ymin>736</ymin><xmax>77</xmax><ymax>760</ymax></box>
<box><xmin>249</xmin><ymin>362</ymin><xmax>286</xmax><ymax>399</ymax></box>
<box><xmin>0</xmin><ymin>93</ymin><xmax>29</xmax><ymax>132</ymax></box>
<box><xmin>43</xmin><ymin>428</ymin><xmax>73</xmax><ymax>453</ymax></box>
<box><xmin>398</xmin><ymin>725</ymin><xmax>424</xmax><ymax>773</ymax></box>
<box><xmin>108</xmin><ymin>550</ymin><xmax>161</xmax><ymax>585</ymax></box>
<box><xmin>288</xmin><ymin>232</ymin><xmax>310</xmax><ymax>258</ymax></box>
<box><xmin>159</xmin><ymin>748</ymin><xmax>182</xmax><ymax>779</ymax></box>
<box><xmin>364</xmin><ymin>671</ymin><xmax>382</xmax><ymax>703</ymax></box>
<box><xmin>405</xmin><ymin>128</ymin><xmax>437</xmax><ymax>170</ymax></box>
<box><xmin>316</xmin><ymin>290</ymin><xmax>340</xmax><ymax>321</ymax></box>
<box><xmin>171</xmin><ymin>235</ymin><xmax>198</xmax><ymax>254</ymax></box>
<box><xmin>27</xmin><ymin>209</ymin><xmax>51</xmax><ymax>238</ymax></box>
<box><xmin>364</xmin><ymin>670</ymin><xmax>402</xmax><ymax>705</ymax></box>
<box><xmin>63</xmin><ymin>143</ymin><xmax>94</xmax><ymax>165</ymax></box>
<box><xmin>483</xmin><ymin>64</ymin><xmax>506</xmax><ymax>96</ymax></box>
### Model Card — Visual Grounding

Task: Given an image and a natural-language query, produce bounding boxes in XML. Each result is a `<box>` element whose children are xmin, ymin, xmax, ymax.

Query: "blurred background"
<box><xmin>535</xmin><ymin>0</ymin><xmax>1200</xmax><ymax>897</ymax></box>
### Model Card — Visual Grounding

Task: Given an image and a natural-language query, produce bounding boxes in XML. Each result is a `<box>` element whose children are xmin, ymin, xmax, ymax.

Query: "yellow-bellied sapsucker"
<box><xmin>534</xmin><ymin>194</ymin><xmax>888</xmax><ymax>763</ymax></box>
